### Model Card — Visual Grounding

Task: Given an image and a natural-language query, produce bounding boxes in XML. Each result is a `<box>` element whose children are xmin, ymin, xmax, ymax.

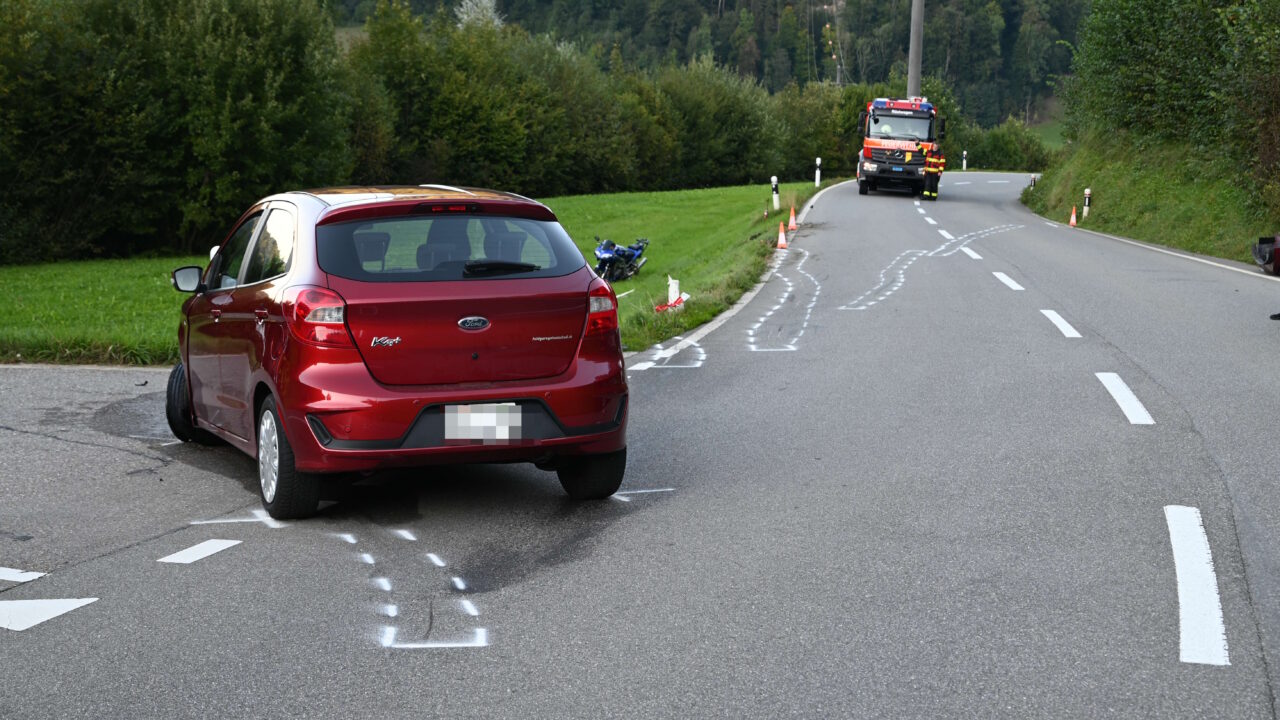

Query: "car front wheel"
<box><xmin>257</xmin><ymin>396</ymin><xmax>319</xmax><ymax>519</ymax></box>
<box><xmin>556</xmin><ymin>449</ymin><xmax>626</xmax><ymax>500</ymax></box>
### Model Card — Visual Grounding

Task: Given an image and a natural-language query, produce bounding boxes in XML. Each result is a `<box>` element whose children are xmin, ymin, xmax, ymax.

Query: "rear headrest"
<box><xmin>484</xmin><ymin>231</ymin><xmax>526</xmax><ymax>263</ymax></box>
<box><xmin>353</xmin><ymin>232</ymin><xmax>390</xmax><ymax>264</ymax></box>
<box><xmin>419</xmin><ymin>218</ymin><xmax>471</xmax><ymax>269</ymax></box>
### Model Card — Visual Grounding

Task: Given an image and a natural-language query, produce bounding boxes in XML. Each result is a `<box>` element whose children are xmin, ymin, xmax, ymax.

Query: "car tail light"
<box><xmin>586</xmin><ymin>278</ymin><xmax>618</xmax><ymax>336</ymax></box>
<box><xmin>282</xmin><ymin>286</ymin><xmax>354</xmax><ymax>347</ymax></box>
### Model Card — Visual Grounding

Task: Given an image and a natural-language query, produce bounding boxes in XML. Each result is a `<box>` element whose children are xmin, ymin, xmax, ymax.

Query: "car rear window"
<box><xmin>316</xmin><ymin>215</ymin><xmax>585</xmax><ymax>282</ymax></box>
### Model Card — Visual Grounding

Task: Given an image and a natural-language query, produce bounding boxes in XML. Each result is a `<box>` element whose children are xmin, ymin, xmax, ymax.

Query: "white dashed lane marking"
<box><xmin>157</xmin><ymin>539</ymin><xmax>241</xmax><ymax>564</ymax></box>
<box><xmin>393</xmin><ymin>529</ymin><xmax>416</xmax><ymax>541</ymax></box>
<box><xmin>0</xmin><ymin>567</ymin><xmax>45</xmax><ymax>583</ymax></box>
<box><xmin>1040</xmin><ymin>309</ymin><xmax>1082</xmax><ymax>338</ymax></box>
<box><xmin>960</xmin><ymin>247</ymin><xmax>982</xmax><ymax>260</ymax></box>
<box><xmin>0</xmin><ymin>598</ymin><xmax>98</xmax><ymax>631</ymax></box>
<box><xmin>1095</xmin><ymin>372</ymin><xmax>1154</xmax><ymax>424</ymax></box>
<box><xmin>938</xmin><ymin>229</ymin><xmax>955</xmax><ymax>240</ymax></box>
<box><xmin>993</xmin><ymin>272</ymin><xmax>1024</xmax><ymax>291</ymax></box>
<box><xmin>191</xmin><ymin>509</ymin><xmax>286</xmax><ymax>529</ymax></box>
<box><xmin>925</xmin><ymin>217</ymin><xmax>937</xmax><ymax>225</ymax></box>
<box><xmin>1164</xmin><ymin>506</ymin><xmax>1230</xmax><ymax>665</ymax></box>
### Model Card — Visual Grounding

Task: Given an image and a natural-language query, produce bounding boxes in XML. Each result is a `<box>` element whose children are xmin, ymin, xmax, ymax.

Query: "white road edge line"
<box><xmin>0</xmin><ymin>567</ymin><xmax>45</xmax><ymax>583</ymax></box>
<box><xmin>993</xmin><ymin>272</ymin><xmax>1024</xmax><ymax>291</ymax></box>
<box><xmin>381</xmin><ymin>626</ymin><xmax>489</xmax><ymax>649</ymax></box>
<box><xmin>1067</xmin><ymin>225</ymin><xmax>1280</xmax><ymax>285</ymax></box>
<box><xmin>617</xmin><ymin>488</ymin><xmax>676</xmax><ymax>495</ymax></box>
<box><xmin>1095</xmin><ymin>372</ymin><xmax>1155</xmax><ymax>424</ymax></box>
<box><xmin>1164</xmin><ymin>505</ymin><xmax>1230</xmax><ymax>666</ymax></box>
<box><xmin>1040</xmin><ymin>309</ymin><xmax>1082</xmax><ymax>338</ymax></box>
<box><xmin>960</xmin><ymin>247</ymin><xmax>982</xmax><ymax>260</ymax></box>
<box><xmin>158</xmin><ymin>539</ymin><xmax>242</xmax><ymax>564</ymax></box>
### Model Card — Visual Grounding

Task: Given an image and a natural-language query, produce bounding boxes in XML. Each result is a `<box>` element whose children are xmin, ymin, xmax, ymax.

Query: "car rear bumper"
<box><xmin>276</xmin><ymin>347</ymin><xmax>627</xmax><ymax>473</ymax></box>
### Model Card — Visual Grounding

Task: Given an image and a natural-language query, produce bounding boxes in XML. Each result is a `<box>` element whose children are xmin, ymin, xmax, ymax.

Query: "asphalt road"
<box><xmin>4</xmin><ymin>173</ymin><xmax>1280</xmax><ymax>718</ymax></box>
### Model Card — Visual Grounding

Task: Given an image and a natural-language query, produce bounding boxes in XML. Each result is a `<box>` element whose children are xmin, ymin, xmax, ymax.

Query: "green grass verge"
<box><xmin>1022</xmin><ymin>132</ymin><xmax>1279</xmax><ymax>263</ymax></box>
<box><xmin>0</xmin><ymin>181</ymin><xmax>821</xmax><ymax>365</ymax></box>
<box><xmin>1027</xmin><ymin>119</ymin><xmax>1066</xmax><ymax>151</ymax></box>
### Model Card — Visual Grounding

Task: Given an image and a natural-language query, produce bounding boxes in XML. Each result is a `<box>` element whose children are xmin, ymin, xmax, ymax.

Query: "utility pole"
<box><xmin>907</xmin><ymin>0</ymin><xmax>923</xmax><ymax>97</ymax></box>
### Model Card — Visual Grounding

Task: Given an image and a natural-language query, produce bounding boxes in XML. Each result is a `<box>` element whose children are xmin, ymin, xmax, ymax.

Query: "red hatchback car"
<box><xmin>167</xmin><ymin>186</ymin><xmax>628</xmax><ymax>519</ymax></box>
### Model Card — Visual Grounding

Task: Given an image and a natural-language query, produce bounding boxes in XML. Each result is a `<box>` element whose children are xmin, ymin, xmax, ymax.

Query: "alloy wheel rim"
<box><xmin>259</xmin><ymin>411</ymin><xmax>279</xmax><ymax>503</ymax></box>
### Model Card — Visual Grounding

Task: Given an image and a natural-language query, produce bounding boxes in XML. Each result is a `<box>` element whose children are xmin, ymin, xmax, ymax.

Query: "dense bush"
<box><xmin>0</xmin><ymin>0</ymin><xmax>1049</xmax><ymax>264</ymax></box>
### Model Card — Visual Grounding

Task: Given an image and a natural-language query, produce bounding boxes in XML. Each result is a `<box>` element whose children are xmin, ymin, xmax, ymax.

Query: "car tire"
<box><xmin>257</xmin><ymin>396</ymin><xmax>320</xmax><ymax>520</ymax></box>
<box><xmin>165</xmin><ymin>363</ymin><xmax>222</xmax><ymax>445</ymax></box>
<box><xmin>858</xmin><ymin>181</ymin><xmax>868</xmax><ymax>196</ymax></box>
<box><xmin>556</xmin><ymin>448</ymin><xmax>626</xmax><ymax>500</ymax></box>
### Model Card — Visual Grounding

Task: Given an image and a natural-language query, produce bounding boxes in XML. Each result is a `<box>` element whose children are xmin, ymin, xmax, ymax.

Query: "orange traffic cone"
<box><xmin>788</xmin><ymin>206</ymin><xmax>798</xmax><ymax>231</ymax></box>
<box><xmin>777</xmin><ymin>222</ymin><xmax>788</xmax><ymax>249</ymax></box>
<box><xmin>1069</xmin><ymin>206</ymin><xmax>1077</xmax><ymax>228</ymax></box>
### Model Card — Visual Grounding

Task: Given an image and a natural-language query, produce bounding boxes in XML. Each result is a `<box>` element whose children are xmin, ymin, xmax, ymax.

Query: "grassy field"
<box><xmin>1022</xmin><ymin>132</ymin><xmax>1278</xmax><ymax>263</ymax></box>
<box><xmin>0</xmin><ymin>182</ymin><xmax>819</xmax><ymax>365</ymax></box>
<box><xmin>1028</xmin><ymin>119</ymin><xmax>1066</xmax><ymax>151</ymax></box>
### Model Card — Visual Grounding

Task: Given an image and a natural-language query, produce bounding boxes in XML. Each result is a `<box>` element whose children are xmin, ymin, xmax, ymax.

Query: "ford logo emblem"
<box><xmin>458</xmin><ymin>316</ymin><xmax>490</xmax><ymax>331</ymax></box>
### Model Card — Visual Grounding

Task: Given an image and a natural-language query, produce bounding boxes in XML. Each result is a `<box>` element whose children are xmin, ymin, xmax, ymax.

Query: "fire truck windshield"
<box><xmin>868</xmin><ymin>114</ymin><xmax>933</xmax><ymax>141</ymax></box>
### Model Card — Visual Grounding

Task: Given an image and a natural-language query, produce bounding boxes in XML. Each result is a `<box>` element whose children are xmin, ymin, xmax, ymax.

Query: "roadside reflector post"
<box><xmin>1030</xmin><ymin>175</ymin><xmax>1037</xmax><ymax>189</ymax></box>
<box><xmin>815</xmin><ymin>157</ymin><xmax>822</xmax><ymax>187</ymax></box>
<box><xmin>1083</xmin><ymin>187</ymin><xmax>1092</xmax><ymax>219</ymax></box>
<box><xmin>962</xmin><ymin>150</ymin><xmax>967</xmax><ymax>172</ymax></box>
<box><xmin>771</xmin><ymin>175</ymin><xmax>780</xmax><ymax>211</ymax></box>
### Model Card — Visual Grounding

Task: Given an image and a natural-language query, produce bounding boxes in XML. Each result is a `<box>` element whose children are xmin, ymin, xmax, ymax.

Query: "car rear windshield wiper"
<box><xmin>462</xmin><ymin>259</ymin><xmax>540</xmax><ymax>276</ymax></box>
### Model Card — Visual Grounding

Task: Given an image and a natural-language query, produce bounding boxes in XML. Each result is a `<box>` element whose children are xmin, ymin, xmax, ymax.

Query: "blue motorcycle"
<box><xmin>594</xmin><ymin>237</ymin><xmax>649</xmax><ymax>282</ymax></box>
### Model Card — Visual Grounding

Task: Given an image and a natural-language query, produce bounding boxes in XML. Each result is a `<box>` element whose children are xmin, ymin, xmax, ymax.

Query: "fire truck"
<box><xmin>856</xmin><ymin>97</ymin><xmax>946</xmax><ymax>198</ymax></box>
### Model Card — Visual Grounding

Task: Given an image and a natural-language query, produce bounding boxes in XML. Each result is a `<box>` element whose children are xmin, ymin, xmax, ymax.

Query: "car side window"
<box><xmin>243</xmin><ymin>208</ymin><xmax>295</xmax><ymax>285</ymax></box>
<box><xmin>210</xmin><ymin>211</ymin><xmax>263</xmax><ymax>290</ymax></box>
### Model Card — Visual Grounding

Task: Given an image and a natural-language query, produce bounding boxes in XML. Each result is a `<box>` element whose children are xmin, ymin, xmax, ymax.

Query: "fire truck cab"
<box><xmin>856</xmin><ymin>97</ymin><xmax>946</xmax><ymax>197</ymax></box>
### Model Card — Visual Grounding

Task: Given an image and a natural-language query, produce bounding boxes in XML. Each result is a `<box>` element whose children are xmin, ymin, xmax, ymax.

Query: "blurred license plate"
<box><xmin>444</xmin><ymin>403</ymin><xmax>522</xmax><ymax>442</ymax></box>
<box><xmin>891</xmin><ymin>166</ymin><xmax>904</xmax><ymax>172</ymax></box>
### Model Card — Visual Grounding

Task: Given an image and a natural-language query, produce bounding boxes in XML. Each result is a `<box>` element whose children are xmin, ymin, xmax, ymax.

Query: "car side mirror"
<box><xmin>172</xmin><ymin>266</ymin><xmax>204</xmax><ymax>293</ymax></box>
<box><xmin>209</xmin><ymin>245</ymin><xmax>220</xmax><ymax>262</ymax></box>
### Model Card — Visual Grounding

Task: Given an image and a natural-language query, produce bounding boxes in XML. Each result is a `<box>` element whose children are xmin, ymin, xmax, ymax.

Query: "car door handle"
<box><xmin>254</xmin><ymin>309</ymin><xmax>269</xmax><ymax>323</ymax></box>
<box><xmin>210</xmin><ymin>309</ymin><xmax>222</xmax><ymax>322</ymax></box>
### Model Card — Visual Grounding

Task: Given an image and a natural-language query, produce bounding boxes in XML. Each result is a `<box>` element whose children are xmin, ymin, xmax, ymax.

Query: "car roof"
<box><xmin>289</xmin><ymin>185</ymin><xmax>541</xmax><ymax>210</ymax></box>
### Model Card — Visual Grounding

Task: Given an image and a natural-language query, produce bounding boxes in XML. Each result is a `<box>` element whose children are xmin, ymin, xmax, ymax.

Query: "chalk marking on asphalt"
<box><xmin>452</xmin><ymin>577</ymin><xmax>467</xmax><ymax>591</ymax></box>
<box><xmin>938</xmin><ymin>229</ymin><xmax>955</xmax><ymax>241</ymax></box>
<box><xmin>359</xmin><ymin>553</ymin><xmax>375</xmax><ymax>565</ymax></box>
<box><xmin>1164</xmin><ymin>505</ymin><xmax>1230</xmax><ymax>666</ymax></box>
<box><xmin>993</xmin><ymin>272</ymin><xmax>1025</xmax><ymax>291</ymax></box>
<box><xmin>334</xmin><ymin>533</ymin><xmax>357</xmax><ymax>544</ymax></box>
<box><xmin>960</xmin><ymin>247</ymin><xmax>983</xmax><ymax>260</ymax></box>
<box><xmin>381</xmin><ymin>626</ymin><xmax>489</xmax><ymax>649</ymax></box>
<box><xmin>925</xmin><ymin>217</ymin><xmax>937</xmax><ymax>225</ymax></box>
<box><xmin>630</xmin><ymin>361</ymin><xmax>655</xmax><ymax>371</ymax></box>
<box><xmin>1040</xmin><ymin>310</ymin><xmax>1082</xmax><ymax>338</ymax></box>
<box><xmin>374</xmin><ymin>577</ymin><xmax>392</xmax><ymax>592</ymax></box>
<box><xmin>623</xmin><ymin>180</ymin><xmax>848</xmax><ymax>367</ymax></box>
<box><xmin>748</xmin><ymin>248</ymin><xmax>820</xmax><ymax>352</ymax></box>
<box><xmin>0</xmin><ymin>567</ymin><xmax>45</xmax><ymax>583</ymax></box>
<box><xmin>0</xmin><ymin>598</ymin><xmax>98</xmax><ymax>631</ymax></box>
<box><xmin>1045</xmin><ymin>221</ymin><xmax>1058</xmax><ymax>227</ymax></box>
<box><xmin>617</xmin><ymin>488</ymin><xmax>676</xmax><ymax>495</ymax></box>
<box><xmin>1096</xmin><ymin>372</ymin><xmax>1155</xmax><ymax>424</ymax></box>
<box><xmin>611</xmin><ymin>495</ymin><xmax>632</xmax><ymax>503</ymax></box>
<box><xmin>381</xmin><ymin>604</ymin><xmax>399</xmax><ymax>618</ymax></box>
<box><xmin>840</xmin><ymin>249</ymin><xmax>924</xmax><ymax>311</ymax></box>
<box><xmin>931</xmin><ymin>224</ymin><xmax>1021</xmax><ymax>257</ymax></box>
<box><xmin>158</xmin><ymin>539</ymin><xmax>241</xmax><ymax>564</ymax></box>
<box><xmin>160</xmin><ymin>440</ymin><xmax>183</xmax><ymax>447</ymax></box>
<box><xmin>632</xmin><ymin>338</ymin><xmax>707</xmax><ymax>370</ymax></box>
<box><xmin>427</xmin><ymin>553</ymin><xmax>446</xmax><ymax>567</ymax></box>
<box><xmin>461</xmin><ymin>600</ymin><xmax>480</xmax><ymax>617</ymax></box>
<box><xmin>190</xmin><ymin>509</ymin><xmax>286</xmax><ymax>529</ymax></box>
<box><xmin>129</xmin><ymin>435</ymin><xmax>171</xmax><ymax>442</ymax></box>
<box><xmin>393</xmin><ymin>529</ymin><xmax>416</xmax><ymax>541</ymax></box>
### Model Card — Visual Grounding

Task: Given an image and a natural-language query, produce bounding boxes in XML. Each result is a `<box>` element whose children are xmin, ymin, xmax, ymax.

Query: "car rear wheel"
<box><xmin>165</xmin><ymin>363</ymin><xmax>222</xmax><ymax>445</ymax></box>
<box><xmin>556</xmin><ymin>449</ymin><xmax>626</xmax><ymax>500</ymax></box>
<box><xmin>258</xmin><ymin>396</ymin><xmax>319</xmax><ymax>520</ymax></box>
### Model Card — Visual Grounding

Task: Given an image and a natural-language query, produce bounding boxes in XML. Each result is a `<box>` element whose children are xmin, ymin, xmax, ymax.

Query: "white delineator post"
<box><xmin>1083</xmin><ymin>187</ymin><xmax>1092</xmax><ymax>218</ymax></box>
<box><xmin>815</xmin><ymin>157</ymin><xmax>822</xmax><ymax>187</ymax></box>
<box><xmin>667</xmin><ymin>275</ymin><xmax>680</xmax><ymax>305</ymax></box>
<box><xmin>771</xmin><ymin>176</ymin><xmax>780</xmax><ymax>211</ymax></box>
<box><xmin>962</xmin><ymin>150</ymin><xmax>968</xmax><ymax>172</ymax></box>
